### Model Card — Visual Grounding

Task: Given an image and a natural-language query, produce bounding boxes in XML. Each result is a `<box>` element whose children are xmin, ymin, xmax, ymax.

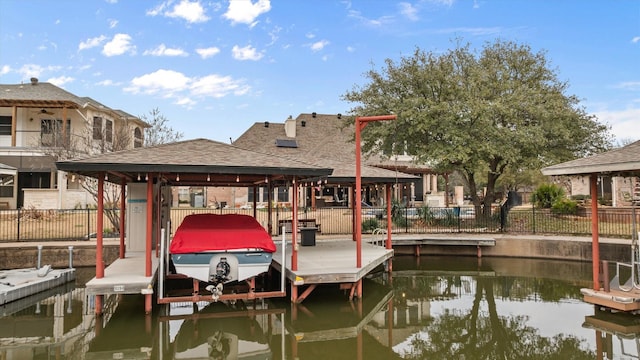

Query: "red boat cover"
<box><xmin>170</xmin><ymin>214</ymin><xmax>276</xmax><ymax>254</ymax></box>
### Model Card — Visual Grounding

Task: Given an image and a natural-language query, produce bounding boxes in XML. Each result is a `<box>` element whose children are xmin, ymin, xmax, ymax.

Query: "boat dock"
<box><xmin>270</xmin><ymin>239</ymin><xmax>393</xmax><ymax>303</ymax></box>
<box><xmin>0</xmin><ymin>267</ymin><xmax>75</xmax><ymax>305</ymax></box>
<box><xmin>85</xmin><ymin>252</ymin><xmax>158</xmax><ymax>296</ymax></box>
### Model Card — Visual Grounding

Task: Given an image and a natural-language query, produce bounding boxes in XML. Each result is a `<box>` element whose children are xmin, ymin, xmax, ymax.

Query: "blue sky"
<box><xmin>0</xmin><ymin>0</ymin><xmax>638</xmax><ymax>144</ymax></box>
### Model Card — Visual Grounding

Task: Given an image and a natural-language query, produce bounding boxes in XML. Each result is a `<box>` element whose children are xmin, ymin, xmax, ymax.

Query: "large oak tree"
<box><xmin>342</xmin><ymin>40</ymin><xmax>611</xmax><ymax>215</ymax></box>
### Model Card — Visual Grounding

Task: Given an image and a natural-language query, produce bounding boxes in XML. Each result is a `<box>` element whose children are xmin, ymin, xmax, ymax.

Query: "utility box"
<box><xmin>300</xmin><ymin>227</ymin><xmax>316</xmax><ymax>246</ymax></box>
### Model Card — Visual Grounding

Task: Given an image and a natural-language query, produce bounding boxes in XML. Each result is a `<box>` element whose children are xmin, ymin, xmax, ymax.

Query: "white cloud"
<box><xmin>108</xmin><ymin>19</ymin><xmax>118</xmax><ymax>28</ymax></box>
<box><xmin>305</xmin><ymin>32</ymin><xmax>315</xmax><ymax>39</ymax></box>
<box><xmin>175</xmin><ymin>97</ymin><xmax>196</xmax><ymax>106</ymax></box>
<box><xmin>595</xmin><ymin>107</ymin><xmax>640</xmax><ymax>142</ymax></box>
<box><xmin>310</xmin><ymin>40</ymin><xmax>330</xmax><ymax>52</ymax></box>
<box><xmin>143</xmin><ymin>44</ymin><xmax>188</xmax><ymax>57</ymax></box>
<box><xmin>18</xmin><ymin>64</ymin><xmax>44</xmax><ymax>78</ymax></box>
<box><xmin>399</xmin><ymin>2</ymin><xmax>419</xmax><ymax>21</ymax></box>
<box><xmin>96</xmin><ymin>79</ymin><xmax>120</xmax><ymax>86</ymax></box>
<box><xmin>347</xmin><ymin>10</ymin><xmax>394</xmax><ymax>27</ymax></box>
<box><xmin>191</xmin><ymin>74</ymin><xmax>249</xmax><ymax>97</ymax></box>
<box><xmin>125</xmin><ymin>69</ymin><xmax>190</xmax><ymax>95</ymax></box>
<box><xmin>47</xmin><ymin>76</ymin><xmax>74</xmax><ymax>87</ymax></box>
<box><xmin>0</xmin><ymin>65</ymin><xmax>11</xmax><ymax>75</ymax></box>
<box><xmin>632</xmin><ymin>36</ymin><xmax>640</xmax><ymax>44</ymax></box>
<box><xmin>78</xmin><ymin>35</ymin><xmax>107</xmax><ymax>51</ymax></box>
<box><xmin>105</xmin><ymin>0</ymin><xmax>118</xmax><ymax>3</ymax></box>
<box><xmin>102</xmin><ymin>33</ymin><xmax>135</xmax><ymax>56</ymax></box>
<box><xmin>232</xmin><ymin>45</ymin><xmax>264</xmax><ymax>61</ymax></box>
<box><xmin>223</xmin><ymin>0</ymin><xmax>271</xmax><ymax>26</ymax></box>
<box><xmin>196</xmin><ymin>46</ymin><xmax>220</xmax><ymax>59</ymax></box>
<box><xmin>124</xmin><ymin>69</ymin><xmax>250</xmax><ymax>104</ymax></box>
<box><xmin>346</xmin><ymin>46</ymin><xmax>355</xmax><ymax>52</ymax></box>
<box><xmin>615</xmin><ymin>81</ymin><xmax>640</xmax><ymax>91</ymax></box>
<box><xmin>151</xmin><ymin>0</ymin><xmax>210</xmax><ymax>23</ymax></box>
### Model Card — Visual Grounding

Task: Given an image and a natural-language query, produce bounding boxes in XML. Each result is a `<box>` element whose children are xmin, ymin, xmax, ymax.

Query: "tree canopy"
<box><xmin>342</xmin><ymin>39</ymin><xmax>612</xmax><ymax>213</ymax></box>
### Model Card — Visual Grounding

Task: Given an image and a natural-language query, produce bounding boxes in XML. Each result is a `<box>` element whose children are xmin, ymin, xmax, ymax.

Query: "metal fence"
<box><xmin>1</xmin><ymin>205</ymin><xmax>638</xmax><ymax>242</ymax></box>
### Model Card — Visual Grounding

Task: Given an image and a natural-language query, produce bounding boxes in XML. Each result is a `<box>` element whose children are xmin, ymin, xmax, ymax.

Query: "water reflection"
<box><xmin>4</xmin><ymin>257</ymin><xmax>640</xmax><ymax>359</ymax></box>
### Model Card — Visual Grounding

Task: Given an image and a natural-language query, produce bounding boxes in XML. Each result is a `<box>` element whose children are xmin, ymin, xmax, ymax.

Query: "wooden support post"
<box><xmin>415</xmin><ymin>245</ymin><xmax>420</xmax><ymax>257</ymax></box>
<box><xmin>357</xmin><ymin>279</ymin><xmax>363</xmax><ymax>298</ymax></box>
<box><xmin>119</xmin><ymin>178</ymin><xmax>126</xmax><ymax>259</ymax></box>
<box><xmin>590</xmin><ymin>174</ymin><xmax>601</xmax><ymax>290</ymax></box>
<box><xmin>97</xmin><ymin>174</ymin><xmax>105</xmax><ymax>279</ymax></box>
<box><xmin>296</xmin><ymin>284</ymin><xmax>317</xmax><ymax>303</ymax></box>
<box><xmin>477</xmin><ymin>245</ymin><xmax>482</xmax><ymax>258</ymax></box>
<box><xmin>145</xmin><ymin>294</ymin><xmax>152</xmax><ymax>314</ymax></box>
<box><xmin>95</xmin><ymin>294</ymin><xmax>103</xmax><ymax>316</ymax></box>
<box><xmin>291</xmin><ymin>283</ymin><xmax>298</xmax><ymax>303</ymax></box>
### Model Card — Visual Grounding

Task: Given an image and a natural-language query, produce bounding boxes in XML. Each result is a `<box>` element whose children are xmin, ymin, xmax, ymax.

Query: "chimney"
<box><xmin>30</xmin><ymin>77</ymin><xmax>38</xmax><ymax>85</ymax></box>
<box><xmin>284</xmin><ymin>115</ymin><xmax>296</xmax><ymax>138</ymax></box>
<box><xmin>264</xmin><ymin>121</ymin><xmax>269</xmax><ymax>128</ymax></box>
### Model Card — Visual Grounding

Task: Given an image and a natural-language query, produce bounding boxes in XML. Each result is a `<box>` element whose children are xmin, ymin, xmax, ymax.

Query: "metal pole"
<box><xmin>68</xmin><ymin>246</ymin><xmax>73</xmax><ymax>268</ymax></box>
<box><xmin>159</xmin><ymin>227</ymin><xmax>165</xmax><ymax>300</ymax></box>
<box><xmin>37</xmin><ymin>245</ymin><xmax>43</xmax><ymax>269</ymax></box>
<box><xmin>281</xmin><ymin>227</ymin><xmax>286</xmax><ymax>292</ymax></box>
<box><xmin>355</xmin><ymin>115</ymin><xmax>396</xmax><ymax>268</ymax></box>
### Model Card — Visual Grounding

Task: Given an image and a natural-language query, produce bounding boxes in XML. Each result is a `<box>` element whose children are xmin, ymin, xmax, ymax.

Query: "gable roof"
<box><xmin>542</xmin><ymin>140</ymin><xmax>640</xmax><ymax>176</ymax></box>
<box><xmin>233</xmin><ymin>113</ymin><xmax>421</xmax><ymax>184</ymax></box>
<box><xmin>56</xmin><ymin>138</ymin><xmax>333</xmax><ymax>186</ymax></box>
<box><xmin>0</xmin><ymin>80</ymin><xmax>147</xmax><ymax>127</ymax></box>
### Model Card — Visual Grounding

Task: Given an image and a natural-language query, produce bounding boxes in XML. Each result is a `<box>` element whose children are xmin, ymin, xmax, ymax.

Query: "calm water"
<box><xmin>1</xmin><ymin>256</ymin><xmax>637</xmax><ymax>359</ymax></box>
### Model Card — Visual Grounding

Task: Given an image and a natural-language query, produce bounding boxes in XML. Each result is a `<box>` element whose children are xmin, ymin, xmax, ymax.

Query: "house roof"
<box><xmin>542</xmin><ymin>140</ymin><xmax>640</xmax><ymax>177</ymax></box>
<box><xmin>0</xmin><ymin>80</ymin><xmax>147</xmax><ymax>127</ymax></box>
<box><xmin>56</xmin><ymin>138</ymin><xmax>333</xmax><ymax>186</ymax></box>
<box><xmin>232</xmin><ymin>113</ymin><xmax>422</xmax><ymax>184</ymax></box>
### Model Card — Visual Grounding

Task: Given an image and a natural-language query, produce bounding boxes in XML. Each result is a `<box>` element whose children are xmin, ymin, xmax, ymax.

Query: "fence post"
<box><xmin>456</xmin><ymin>206</ymin><xmax>461</xmax><ymax>233</ymax></box>
<box><xmin>16</xmin><ymin>207</ymin><xmax>21</xmax><ymax>242</ymax></box>
<box><xmin>87</xmin><ymin>207</ymin><xmax>91</xmax><ymax>240</ymax></box>
<box><xmin>532</xmin><ymin>205</ymin><xmax>536</xmax><ymax>234</ymax></box>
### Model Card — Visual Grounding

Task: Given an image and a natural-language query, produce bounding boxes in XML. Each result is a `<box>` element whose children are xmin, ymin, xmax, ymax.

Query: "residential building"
<box><xmin>0</xmin><ymin>78</ymin><xmax>149</xmax><ymax>209</ymax></box>
<box><xmin>231</xmin><ymin>113</ymin><xmax>445</xmax><ymax>209</ymax></box>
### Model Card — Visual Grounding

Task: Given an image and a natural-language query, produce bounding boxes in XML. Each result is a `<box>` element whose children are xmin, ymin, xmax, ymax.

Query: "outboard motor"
<box><xmin>212</xmin><ymin>257</ymin><xmax>231</xmax><ymax>283</ymax></box>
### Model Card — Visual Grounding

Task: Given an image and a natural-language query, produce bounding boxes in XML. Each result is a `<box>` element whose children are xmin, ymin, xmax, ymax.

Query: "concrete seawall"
<box><xmin>0</xmin><ymin>234</ymin><xmax>633</xmax><ymax>270</ymax></box>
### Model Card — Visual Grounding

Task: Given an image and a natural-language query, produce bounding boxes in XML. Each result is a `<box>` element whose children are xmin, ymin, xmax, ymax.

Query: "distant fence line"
<box><xmin>1</xmin><ymin>205</ymin><xmax>639</xmax><ymax>242</ymax></box>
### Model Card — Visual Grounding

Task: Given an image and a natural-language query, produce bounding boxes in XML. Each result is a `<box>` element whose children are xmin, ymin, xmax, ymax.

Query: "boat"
<box><xmin>169</xmin><ymin>214</ymin><xmax>276</xmax><ymax>288</ymax></box>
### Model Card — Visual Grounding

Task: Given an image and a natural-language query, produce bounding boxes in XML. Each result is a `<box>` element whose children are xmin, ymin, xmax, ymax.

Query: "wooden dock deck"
<box><xmin>270</xmin><ymin>239</ymin><xmax>393</xmax><ymax>303</ymax></box>
<box><xmin>85</xmin><ymin>252</ymin><xmax>158</xmax><ymax>296</ymax></box>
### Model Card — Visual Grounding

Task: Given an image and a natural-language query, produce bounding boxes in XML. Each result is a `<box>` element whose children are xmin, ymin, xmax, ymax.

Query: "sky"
<box><xmin>0</xmin><ymin>0</ymin><xmax>638</xmax><ymax>145</ymax></box>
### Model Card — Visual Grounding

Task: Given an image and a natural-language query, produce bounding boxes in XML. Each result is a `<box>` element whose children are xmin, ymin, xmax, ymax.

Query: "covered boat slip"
<box><xmin>542</xmin><ymin>140</ymin><xmax>640</xmax><ymax>313</ymax></box>
<box><xmin>55</xmin><ymin>138</ymin><xmax>412</xmax><ymax>314</ymax></box>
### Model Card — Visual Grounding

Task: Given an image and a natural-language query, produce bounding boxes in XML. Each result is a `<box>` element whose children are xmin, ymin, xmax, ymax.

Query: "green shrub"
<box><xmin>362</xmin><ymin>218</ymin><xmax>380</xmax><ymax>233</ymax></box>
<box><xmin>551</xmin><ymin>198</ymin><xmax>579</xmax><ymax>215</ymax></box>
<box><xmin>532</xmin><ymin>184</ymin><xmax>565</xmax><ymax>208</ymax></box>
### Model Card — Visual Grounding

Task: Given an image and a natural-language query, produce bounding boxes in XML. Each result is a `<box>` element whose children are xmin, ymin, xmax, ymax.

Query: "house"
<box><xmin>230</xmin><ymin>113</ymin><xmax>444</xmax><ymax>208</ymax></box>
<box><xmin>0</xmin><ymin>78</ymin><xmax>149</xmax><ymax>209</ymax></box>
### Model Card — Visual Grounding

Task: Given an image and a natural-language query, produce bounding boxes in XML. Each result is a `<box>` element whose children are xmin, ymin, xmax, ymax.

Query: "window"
<box><xmin>93</xmin><ymin>117</ymin><xmax>103</xmax><ymax>140</ymax></box>
<box><xmin>0</xmin><ymin>116</ymin><xmax>11</xmax><ymax>136</ymax></box>
<box><xmin>248</xmin><ymin>186</ymin><xmax>267</xmax><ymax>202</ymax></box>
<box><xmin>134</xmin><ymin>127</ymin><xmax>143</xmax><ymax>148</ymax></box>
<box><xmin>277</xmin><ymin>186</ymin><xmax>288</xmax><ymax>202</ymax></box>
<box><xmin>41</xmin><ymin>119</ymin><xmax>70</xmax><ymax>146</ymax></box>
<box><xmin>105</xmin><ymin>119</ymin><xmax>113</xmax><ymax>143</ymax></box>
<box><xmin>0</xmin><ymin>174</ymin><xmax>14</xmax><ymax>197</ymax></box>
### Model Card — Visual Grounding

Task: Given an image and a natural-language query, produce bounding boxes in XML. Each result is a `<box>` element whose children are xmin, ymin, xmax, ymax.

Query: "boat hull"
<box><xmin>171</xmin><ymin>250</ymin><xmax>273</xmax><ymax>284</ymax></box>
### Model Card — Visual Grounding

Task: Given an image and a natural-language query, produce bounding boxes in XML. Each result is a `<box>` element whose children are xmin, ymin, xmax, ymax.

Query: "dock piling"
<box><xmin>37</xmin><ymin>245</ymin><xmax>43</xmax><ymax>269</ymax></box>
<box><xmin>68</xmin><ymin>246</ymin><xmax>74</xmax><ymax>268</ymax></box>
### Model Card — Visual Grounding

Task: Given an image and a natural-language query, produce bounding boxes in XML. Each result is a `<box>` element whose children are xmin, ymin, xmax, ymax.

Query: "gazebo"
<box><xmin>542</xmin><ymin>140</ymin><xmax>640</xmax><ymax>311</ymax></box>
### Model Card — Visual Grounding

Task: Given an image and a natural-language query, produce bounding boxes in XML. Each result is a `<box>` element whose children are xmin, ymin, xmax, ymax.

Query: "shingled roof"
<box><xmin>233</xmin><ymin>113</ymin><xmax>421</xmax><ymax>184</ymax></box>
<box><xmin>56</xmin><ymin>138</ymin><xmax>333</xmax><ymax>186</ymax></box>
<box><xmin>0</xmin><ymin>80</ymin><xmax>147</xmax><ymax>127</ymax></box>
<box><xmin>542</xmin><ymin>140</ymin><xmax>640</xmax><ymax>176</ymax></box>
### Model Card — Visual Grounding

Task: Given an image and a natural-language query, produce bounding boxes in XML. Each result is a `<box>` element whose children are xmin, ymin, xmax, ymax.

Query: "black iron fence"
<box><xmin>1</xmin><ymin>204</ymin><xmax>639</xmax><ymax>242</ymax></box>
